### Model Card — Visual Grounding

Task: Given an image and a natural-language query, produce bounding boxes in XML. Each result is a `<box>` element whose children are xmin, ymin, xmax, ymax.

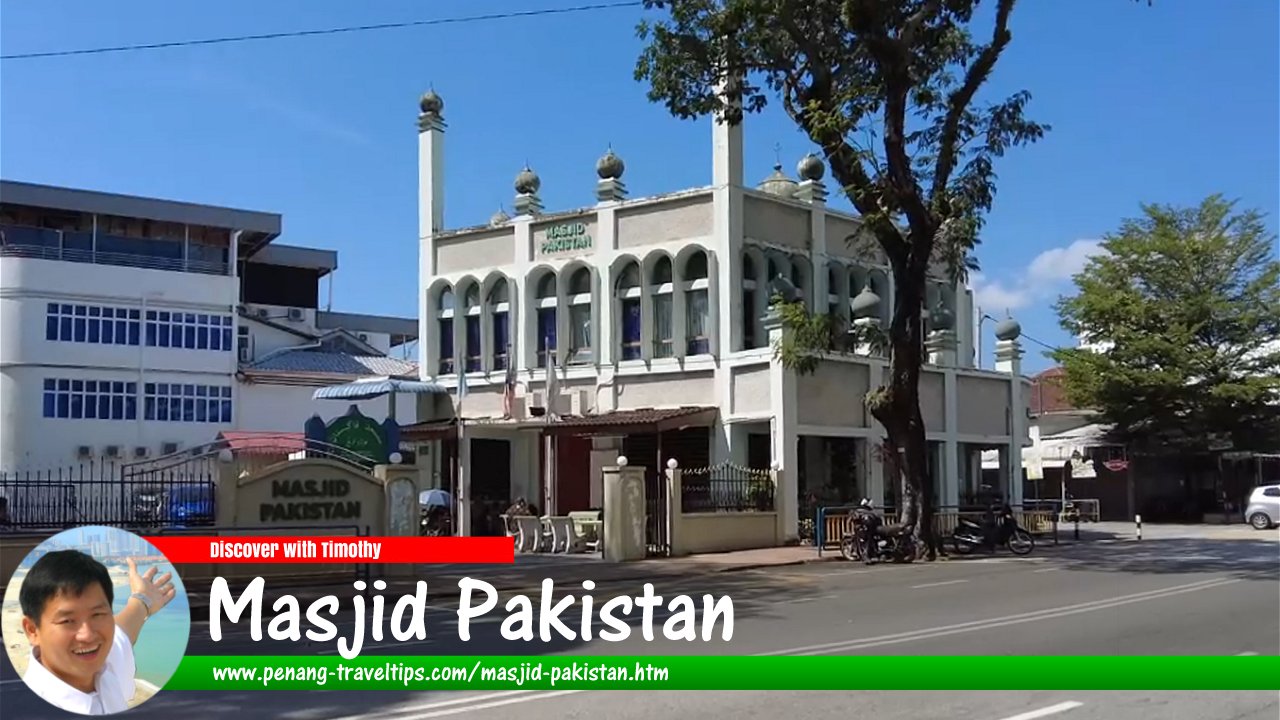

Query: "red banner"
<box><xmin>142</xmin><ymin>536</ymin><xmax>514</xmax><ymax>564</ymax></box>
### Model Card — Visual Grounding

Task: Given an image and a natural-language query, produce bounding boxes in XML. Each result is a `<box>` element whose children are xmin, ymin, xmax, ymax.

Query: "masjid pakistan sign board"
<box><xmin>540</xmin><ymin>222</ymin><xmax>592</xmax><ymax>254</ymax></box>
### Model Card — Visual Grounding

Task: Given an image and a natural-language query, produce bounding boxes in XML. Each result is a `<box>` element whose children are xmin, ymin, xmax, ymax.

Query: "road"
<box><xmin>2</xmin><ymin>529</ymin><xmax>1277</xmax><ymax>719</ymax></box>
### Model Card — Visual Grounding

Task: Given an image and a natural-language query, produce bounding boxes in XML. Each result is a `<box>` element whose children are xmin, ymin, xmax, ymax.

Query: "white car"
<box><xmin>1244</xmin><ymin>484</ymin><xmax>1280</xmax><ymax>530</ymax></box>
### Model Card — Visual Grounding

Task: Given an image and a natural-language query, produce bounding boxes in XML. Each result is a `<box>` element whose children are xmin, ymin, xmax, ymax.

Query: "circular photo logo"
<box><xmin>2</xmin><ymin>526</ymin><xmax>190</xmax><ymax>716</ymax></box>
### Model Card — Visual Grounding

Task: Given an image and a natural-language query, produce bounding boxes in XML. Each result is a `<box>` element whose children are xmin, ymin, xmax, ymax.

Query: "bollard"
<box><xmin>1135</xmin><ymin>514</ymin><xmax>1142</xmax><ymax>541</ymax></box>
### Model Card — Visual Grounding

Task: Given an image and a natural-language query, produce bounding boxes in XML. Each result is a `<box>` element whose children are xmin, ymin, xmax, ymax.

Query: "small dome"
<box><xmin>489</xmin><ymin>207</ymin><xmax>510</xmax><ymax>226</ymax></box>
<box><xmin>850</xmin><ymin>285</ymin><xmax>881</xmax><ymax>318</ymax></box>
<box><xmin>515</xmin><ymin>165</ymin><xmax>541</xmax><ymax>195</ymax></box>
<box><xmin>419</xmin><ymin>90</ymin><xmax>444</xmax><ymax>115</ymax></box>
<box><xmin>757</xmin><ymin>164</ymin><xmax>797</xmax><ymax>198</ymax></box>
<box><xmin>596</xmin><ymin>148</ymin><xmax>625</xmax><ymax>180</ymax></box>
<box><xmin>930</xmin><ymin>299</ymin><xmax>955</xmax><ymax>331</ymax></box>
<box><xmin>994</xmin><ymin>316</ymin><xmax>1022</xmax><ymax>341</ymax></box>
<box><xmin>797</xmin><ymin>153</ymin><xmax>825</xmax><ymax>182</ymax></box>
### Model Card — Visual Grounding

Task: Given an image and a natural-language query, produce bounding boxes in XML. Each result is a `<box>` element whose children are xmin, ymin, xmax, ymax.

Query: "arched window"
<box><xmin>535</xmin><ymin>271</ymin><xmax>557</xmax><ymax>368</ymax></box>
<box><xmin>682</xmin><ymin>250</ymin><xmax>710</xmax><ymax>356</ymax></box>
<box><xmin>436</xmin><ymin>287</ymin><xmax>455</xmax><ymax>374</ymax></box>
<box><xmin>488</xmin><ymin>279</ymin><xmax>510</xmax><ymax>371</ymax></box>
<box><xmin>463</xmin><ymin>284</ymin><xmax>482</xmax><ymax>372</ymax></box>
<box><xmin>741</xmin><ymin>253</ymin><xmax>758</xmax><ymax>349</ymax></box>
<box><xmin>616</xmin><ymin>262</ymin><xmax>642</xmax><ymax>361</ymax></box>
<box><xmin>567</xmin><ymin>266</ymin><xmax>593</xmax><ymax>364</ymax></box>
<box><xmin>651</xmin><ymin>256</ymin><xmax>674</xmax><ymax>358</ymax></box>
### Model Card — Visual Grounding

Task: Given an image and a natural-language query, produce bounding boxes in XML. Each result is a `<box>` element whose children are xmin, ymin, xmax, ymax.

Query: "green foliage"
<box><xmin>635</xmin><ymin>0</ymin><xmax>1047</xmax><ymax>279</ymax></box>
<box><xmin>1052</xmin><ymin>195</ymin><xmax>1280</xmax><ymax>453</ymax></box>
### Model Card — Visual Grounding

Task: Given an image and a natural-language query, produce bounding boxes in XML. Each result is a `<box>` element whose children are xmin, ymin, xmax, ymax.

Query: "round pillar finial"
<box><xmin>617</xmin><ymin>455</ymin><xmax>629</xmax><ymax>467</ymax></box>
<box><xmin>217</xmin><ymin>448</ymin><xmax>234</xmax><ymax>463</ymax></box>
<box><xmin>667</xmin><ymin>458</ymin><xmax>679</xmax><ymax>470</ymax></box>
<box><xmin>994</xmin><ymin>314</ymin><xmax>1022</xmax><ymax>341</ymax></box>
<box><xmin>419</xmin><ymin>89</ymin><xmax>444</xmax><ymax>115</ymax></box>
<box><xmin>389</xmin><ymin>452</ymin><xmax>404</xmax><ymax>465</ymax></box>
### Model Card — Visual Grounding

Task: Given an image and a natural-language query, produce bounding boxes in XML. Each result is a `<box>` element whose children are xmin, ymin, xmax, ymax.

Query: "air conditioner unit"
<box><xmin>104</xmin><ymin>445</ymin><xmax>121</xmax><ymax>459</ymax></box>
<box><xmin>161</xmin><ymin>442</ymin><xmax>180</xmax><ymax>456</ymax></box>
<box><xmin>133</xmin><ymin>446</ymin><xmax>150</xmax><ymax>459</ymax></box>
<box><xmin>255</xmin><ymin>307</ymin><xmax>269</xmax><ymax>318</ymax></box>
<box><xmin>287</xmin><ymin>308</ymin><xmax>304</xmax><ymax>321</ymax></box>
<box><xmin>358</xmin><ymin>333</ymin><xmax>369</xmax><ymax>342</ymax></box>
<box><xmin>76</xmin><ymin>445</ymin><xmax>93</xmax><ymax>459</ymax></box>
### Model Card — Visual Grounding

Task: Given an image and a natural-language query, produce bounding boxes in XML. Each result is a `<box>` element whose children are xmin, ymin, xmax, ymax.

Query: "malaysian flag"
<box><xmin>501</xmin><ymin>343</ymin><xmax>517</xmax><ymax>419</ymax></box>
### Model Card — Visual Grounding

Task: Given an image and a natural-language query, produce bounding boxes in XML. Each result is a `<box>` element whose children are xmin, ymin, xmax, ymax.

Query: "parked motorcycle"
<box><xmin>840</xmin><ymin>502</ymin><xmax>917</xmax><ymax>564</ymax></box>
<box><xmin>952</xmin><ymin>504</ymin><xmax>1034</xmax><ymax>555</ymax></box>
<box><xmin>420</xmin><ymin>506</ymin><xmax>452</xmax><ymax>536</ymax></box>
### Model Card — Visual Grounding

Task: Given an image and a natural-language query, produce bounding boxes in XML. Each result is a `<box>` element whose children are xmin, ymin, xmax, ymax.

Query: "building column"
<box><xmin>764</xmin><ymin>306</ymin><xmax>799</xmax><ymax>542</ymax></box>
<box><xmin>995</xmin><ymin>336</ymin><xmax>1026</xmax><ymax>508</ymax></box>
<box><xmin>456</xmin><ymin>428</ymin><xmax>472</xmax><ymax>536</ymax></box>
<box><xmin>941</xmin><ymin>369</ymin><xmax>960</xmax><ymax>509</ymax></box>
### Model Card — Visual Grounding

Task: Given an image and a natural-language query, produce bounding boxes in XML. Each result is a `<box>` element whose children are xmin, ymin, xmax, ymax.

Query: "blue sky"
<box><xmin>2</xmin><ymin>0</ymin><xmax>1276</xmax><ymax>373</ymax></box>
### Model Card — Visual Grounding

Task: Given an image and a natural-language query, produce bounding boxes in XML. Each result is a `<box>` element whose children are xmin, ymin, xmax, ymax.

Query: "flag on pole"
<box><xmin>502</xmin><ymin>344</ymin><xmax>517</xmax><ymax>419</ymax></box>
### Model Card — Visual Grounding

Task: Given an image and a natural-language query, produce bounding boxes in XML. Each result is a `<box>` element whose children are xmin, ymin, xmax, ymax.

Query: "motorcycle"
<box><xmin>952</xmin><ymin>505</ymin><xmax>1034</xmax><ymax>555</ymax></box>
<box><xmin>840</xmin><ymin>509</ymin><xmax>917</xmax><ymax>564</ymax></box>
<box><xmin>420</xmin><ymin>506</ymin><xmax>452</xmax><ymax>536</ymax></box>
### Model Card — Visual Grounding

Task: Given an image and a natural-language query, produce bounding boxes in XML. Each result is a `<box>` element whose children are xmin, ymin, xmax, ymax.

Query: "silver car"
<box><xmin>1244</xmin><ymin>484</ymin><xmax>1280</xmax><ymax>530</ymax></box>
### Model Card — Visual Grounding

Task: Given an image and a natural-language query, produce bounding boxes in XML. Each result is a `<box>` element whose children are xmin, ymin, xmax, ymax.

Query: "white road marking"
<box><xmin>756</xmin><ymin>577</ymin><xmax>1240</xmax><ymax>656</ymax></box>
<box><xmin>996</xmin><ymin>701</ymin><xmax>1084</xmax><ymax>720</ymax></box>
<box><xmin>0</xmin><ymin>678</ymin><xmax>23</xmax><ymax>685</ymax></box>
<box><xmin>1033</xmin><ymin>568</ymin><xmax>1060</xmax><ymax>573</ymax></box>
<box><xmin>328</xmin><ymin>691</ymin><xmax>541</xmax><ymax>720</ymax></box>
<box><xmin>911</xmin><ymin>579</ymin><xmax>970</xmax><ymax>589</ymax></box>
<box><xmin>362</xmin><ymin>690</ymin><xmax>584</xmax><ymax>720</ymax></box>
<box><xmin>1237</xmin><ymin>651</ymin><xmax>1259</xmax><ymax>656</ymax></box>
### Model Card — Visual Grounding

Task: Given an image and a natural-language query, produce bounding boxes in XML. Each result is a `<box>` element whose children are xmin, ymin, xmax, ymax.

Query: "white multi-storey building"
<box><xmin>406</xmin><ymin>90</ymin><xmax>1034</xmax><ymax>546</ymax></box>
<box><xmin>0</xmin><ymin>180</ymin><xmax>418</xmax><ymax>471</ymax></box>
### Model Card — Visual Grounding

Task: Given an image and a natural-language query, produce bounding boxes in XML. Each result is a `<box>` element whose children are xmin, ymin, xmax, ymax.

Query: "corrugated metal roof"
<box><xmin>244</xmin><ymin>350</ymin><xmax>416</xmax><ymax>378</ymax></box>
<box><xmin>312</xmin><ymin>378</ymin><xmax>447</xmax><ymax>401</ymax></box>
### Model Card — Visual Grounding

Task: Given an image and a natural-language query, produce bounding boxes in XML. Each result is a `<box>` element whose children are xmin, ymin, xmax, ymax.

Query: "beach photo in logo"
<box><xmin>2</xmin><ymin>526</ymin><xmax>190</xmax><ymax>716</ymax></box>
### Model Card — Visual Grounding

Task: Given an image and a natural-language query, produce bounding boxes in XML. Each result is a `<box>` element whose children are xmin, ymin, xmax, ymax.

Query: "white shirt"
<box><xmin>23</xmin><ymin>624</ymin><xmax>136</xmax><ymax>716</ymax></box>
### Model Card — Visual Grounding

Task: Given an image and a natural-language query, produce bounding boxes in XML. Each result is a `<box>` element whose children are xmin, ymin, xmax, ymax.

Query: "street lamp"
<box><xmin>976</xmin><ymin>310</ymin><xmax>998</xmax><ymax>369</ymax></box>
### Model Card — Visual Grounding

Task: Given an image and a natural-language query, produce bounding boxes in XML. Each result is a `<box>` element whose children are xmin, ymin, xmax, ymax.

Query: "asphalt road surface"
<box><xmin>3</xmin><ymin>530</ymin><xmax>1276</xmax><ymax>719</ymax></box>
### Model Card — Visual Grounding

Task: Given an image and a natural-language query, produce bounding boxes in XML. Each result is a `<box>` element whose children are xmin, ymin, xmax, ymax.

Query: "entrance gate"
<box><xmin>644</xmin><ymin>470</ymin><xmax>670</xmax><ymax>557</ymax></box>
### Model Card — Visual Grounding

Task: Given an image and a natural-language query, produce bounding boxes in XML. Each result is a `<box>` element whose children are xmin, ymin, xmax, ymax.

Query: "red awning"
<box><xmin>217</xmin><ymin>431</ymin><xmax>306</xmax><ymax>454</ymax></box>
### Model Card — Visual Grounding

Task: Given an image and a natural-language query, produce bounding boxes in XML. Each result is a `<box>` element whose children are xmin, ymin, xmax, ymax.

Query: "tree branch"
<box><xmin>930</xmin><ymin>0</ymin><xmax>1015</xmax><ymax>201</ymax></box>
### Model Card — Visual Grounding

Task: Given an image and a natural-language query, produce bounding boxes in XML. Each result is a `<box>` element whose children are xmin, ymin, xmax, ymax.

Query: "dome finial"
<box><xmin>596</xmin><ymin>145</ymin><xmax>625</xmax><ymax>180</ymax></box>
<box><xmin>419</xmin><ymin>88</ymin><xmax>444</xmax><ymax>116</ymax></box>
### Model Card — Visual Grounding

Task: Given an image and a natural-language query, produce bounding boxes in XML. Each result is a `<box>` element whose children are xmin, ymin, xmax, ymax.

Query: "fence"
<box><xmin>0</xmin><ymin>462</ymin><xmax>217</xmax><ymax>530</ymax></box>
<box><xmin>680</xmin><ymin>462</ymin><xmax>775</xmax><ymax>513</ymax></box>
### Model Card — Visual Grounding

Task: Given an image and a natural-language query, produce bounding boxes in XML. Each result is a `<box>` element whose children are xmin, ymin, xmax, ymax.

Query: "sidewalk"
<box><xmin>185</xmin><ymin>545</ymin><xmax>835</xmax><ymax>614</ymax></box>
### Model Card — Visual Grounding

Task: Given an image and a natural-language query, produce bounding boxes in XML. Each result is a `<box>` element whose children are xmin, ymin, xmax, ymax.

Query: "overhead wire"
<box><xmin>0</xmin><ymin>2</ymin><xmax>644</xmax><ymax>61</ymax></box>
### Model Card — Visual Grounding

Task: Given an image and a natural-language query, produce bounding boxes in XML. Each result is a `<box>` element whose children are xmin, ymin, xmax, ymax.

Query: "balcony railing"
<box><xmin>0</xmin><ymin>225</ymin><xmax>230</xmax><ymax>276</ymax></box>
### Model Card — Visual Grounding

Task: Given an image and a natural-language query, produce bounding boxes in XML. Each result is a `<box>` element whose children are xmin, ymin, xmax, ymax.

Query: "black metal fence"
<box><xmin>681</xmin><ymin>462</ymin><xmax>775</xmax><ymax>513</ymax></box>
<box><xmin>0</xmin><ymin>461</ymin><xmax>216</xmax><ymax>530</ymax></box>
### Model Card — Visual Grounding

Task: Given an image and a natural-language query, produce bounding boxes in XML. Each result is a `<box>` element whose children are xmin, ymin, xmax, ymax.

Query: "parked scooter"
<box><xmin>421</xmin><ymin>505</ymin><xmax>452</xmax><ymax>536</ymax></box>
<box><xmin>952</xmin><ymin>503</ymin><xmax>1034</xmax><ymax>555</ymax></box>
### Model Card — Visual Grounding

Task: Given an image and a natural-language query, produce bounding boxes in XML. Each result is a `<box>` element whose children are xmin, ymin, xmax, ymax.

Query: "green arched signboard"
<box><xmin>326</xmin><ymin>409</ymin><xmax>387</xmax><ymax>464</ymax></box>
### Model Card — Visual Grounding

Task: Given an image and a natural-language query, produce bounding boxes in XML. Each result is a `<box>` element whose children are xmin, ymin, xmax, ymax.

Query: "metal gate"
<box><xmin>644</xmin><ymin>470</ymin><xmax>670</xmax><ymax>557</ymax></box>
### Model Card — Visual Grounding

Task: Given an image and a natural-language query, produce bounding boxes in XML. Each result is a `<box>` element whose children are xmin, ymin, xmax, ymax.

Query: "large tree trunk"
<box><xmin>868</xmin><ymin>261</ymin><xmax>944</xmax><ymax>560</ymax></box>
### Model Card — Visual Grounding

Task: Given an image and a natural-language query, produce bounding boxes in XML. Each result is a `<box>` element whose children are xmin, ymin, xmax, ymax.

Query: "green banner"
<box><xmin>164</xmin><ymin>655</ymin><xmax>1280</xmax><ymax>691</ymax></box>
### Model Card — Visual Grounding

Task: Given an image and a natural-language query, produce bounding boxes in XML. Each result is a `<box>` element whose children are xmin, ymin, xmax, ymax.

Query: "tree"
<box><xmin>634</xmin><ymin>0</ymin><xmax>1055</xmax><ymax>558</ymax></box>
<box><xmin>1051</xmin><ymin>195</ymin><xmax>1280</xmax><ymax>455</ymax></box>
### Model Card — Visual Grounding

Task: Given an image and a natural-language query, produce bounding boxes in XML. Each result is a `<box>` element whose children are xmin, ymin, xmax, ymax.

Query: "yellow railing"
<box><xmin>820</xmin><ymin>508</ymin><xmax>1058</xmax><ymax>550</ymax></box>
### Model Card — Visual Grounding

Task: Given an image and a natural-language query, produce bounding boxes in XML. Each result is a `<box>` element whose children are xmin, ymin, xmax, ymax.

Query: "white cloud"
<box><xmin>972</xmin><ymin>239</ymin><xmax>1106</xmax><ymax>313</ymax></box>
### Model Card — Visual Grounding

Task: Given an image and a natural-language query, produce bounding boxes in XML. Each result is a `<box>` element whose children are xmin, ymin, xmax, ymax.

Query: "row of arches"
<box><xmin>424</xmin><ymin>245</ymin><xmax>963</xmax><ymax>376</ymax></box>
<box><xmin>425</xmin><ymin>247</ymin><xmax>717</xmax><ymax>376</ymax></box>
